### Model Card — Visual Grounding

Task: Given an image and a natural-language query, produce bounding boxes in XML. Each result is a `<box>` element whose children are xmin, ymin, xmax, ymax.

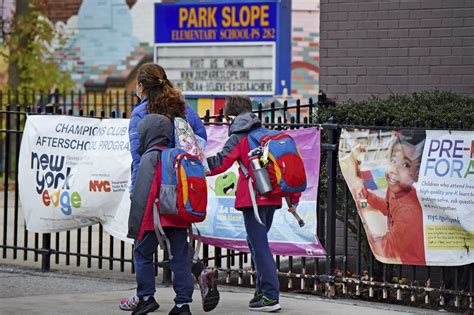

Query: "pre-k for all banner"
<box><xmin>339</xmin><ymin>129</ymin><xmax>473</xmax><ymax>266</ymax></box>
<box><xmin>19</xmin><ymin>116</ymin><xmax>324</xmax><ymax>257</ymax></box>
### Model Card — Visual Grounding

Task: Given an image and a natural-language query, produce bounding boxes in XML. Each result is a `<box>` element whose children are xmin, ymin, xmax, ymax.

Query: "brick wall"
<box><xmin>35</xmin><ymin>0</ymin><xmax>137</xmax><ymax>23</ymax></box>
<box><xmin>34</xmin><ymin>0</ymin><xmax>82</xmax><ymax>23</ymax></box>
<box><xmin>319</xmin><ymin>0</ymin><xmax>474</xmax><ymax>102</ymax></box>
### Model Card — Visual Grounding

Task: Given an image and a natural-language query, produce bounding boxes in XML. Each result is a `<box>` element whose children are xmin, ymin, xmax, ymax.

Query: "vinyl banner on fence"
<box><xmin>194</xmin><ymin>125</ymin><xmax>325</xmax><ymax>257</ymax></box>
<box><xmin>19</xmin><ymin>116</ymin><xmax>326</xmax><ymax>256</ymax></box>
<box><xmin>339</xmin><ymin>128</ymin><xmax>473</xmax><ymax>266</ymax></box>
<box><xmin>18</xmin><ymin>115</ymin><xmax>133</xmax><ymax>242</ymax></box>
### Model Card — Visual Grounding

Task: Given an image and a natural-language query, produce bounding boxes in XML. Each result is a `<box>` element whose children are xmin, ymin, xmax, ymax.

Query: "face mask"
<box><xmin>135</xmin><ymin>84</ymin><xmax>142</xmax><ymax>100</ymax></box>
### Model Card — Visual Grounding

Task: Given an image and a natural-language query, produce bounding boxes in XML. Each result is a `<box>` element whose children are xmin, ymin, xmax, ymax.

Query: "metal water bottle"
<box><xmin>249</xmin><ymin>154</ymin><xmax>273</xmax><ymax>195</ymax></box>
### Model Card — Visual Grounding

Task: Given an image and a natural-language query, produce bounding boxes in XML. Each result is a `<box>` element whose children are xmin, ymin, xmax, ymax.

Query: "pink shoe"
<box><xmin>199</xmin><ymin>268</ymin><xmax>220</xmax><ymax>312</ymax></box>
<box><xmin>119</xmin><ymin>294</ymin><xmax>139</xmax><ymax>311</ymax></box>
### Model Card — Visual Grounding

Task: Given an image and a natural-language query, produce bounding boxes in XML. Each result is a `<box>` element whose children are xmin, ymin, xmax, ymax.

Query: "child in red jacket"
<box><xmin>127</xmin><ymin>114</ymin><xmax>194</xmax><ymax>315</ymax></box>
<box><xmin>206</xmin><ymin>95</ymin><xmax>299</xmax><ymax>312</ymax></box>
<box><xmin>356</xmin><ymin>130</ymin><xmax>426</xmax><ymax>265</ymax></box>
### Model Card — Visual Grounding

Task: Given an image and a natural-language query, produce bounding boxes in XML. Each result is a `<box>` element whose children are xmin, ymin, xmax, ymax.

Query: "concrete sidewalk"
<box><xmin>0</xmin><ymin>266</ymin><xmax>450</xmax><ymax>315</ymax></box>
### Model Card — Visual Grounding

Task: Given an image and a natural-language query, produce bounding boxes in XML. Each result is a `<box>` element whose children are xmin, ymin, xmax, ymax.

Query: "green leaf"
<box><xmin>3</xmin><ymin>3</ymin><xmax>74</xmax><ymax>93</ymax></box>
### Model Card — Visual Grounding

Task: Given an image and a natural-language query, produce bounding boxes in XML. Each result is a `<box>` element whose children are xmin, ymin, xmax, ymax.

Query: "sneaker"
<box><xmin>249</xmin><ymin>291</ymin><xmax>264</xmax><ymax>305</ymax></box>
<box><xmin>132</xmin><ymin>296</ymin><xmax>160</xmax><ymax>315</ymax></box>
<box><xmin>119</xmin><ymin>294</ymin><xmax>139</xmax><ymax>311</ymax></box>
<box><xmin>198</xmin><ymin>268</ymin><xmax>220</xmax><ymax>312</ymax></box>
<box><xmin>248</xmin><ymin>296</ymin><xmax>281</xmax><ymax>312</ymax></box>
<box><xmin>169</xmin><ymin>304</ymin><xmax>192</xmax><ymax>315</ymax></box>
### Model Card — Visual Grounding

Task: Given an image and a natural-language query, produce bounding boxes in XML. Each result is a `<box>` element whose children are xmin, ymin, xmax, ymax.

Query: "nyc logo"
<box><xmin>89</xmin><ymin>180</ymin><xmax>111</xmax><ymax>192</ymax></box>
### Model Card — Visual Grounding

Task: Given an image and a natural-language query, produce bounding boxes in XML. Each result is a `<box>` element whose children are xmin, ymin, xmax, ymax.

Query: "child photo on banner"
<box><xmin>339</xmin><ymin>129</ymin><xmax>426</xmax><ymax>265</ymax></box>
<box><xmin>339</xmin><ymin>129</ymin><xmax>474</xmax><ymax>266</ymax></box>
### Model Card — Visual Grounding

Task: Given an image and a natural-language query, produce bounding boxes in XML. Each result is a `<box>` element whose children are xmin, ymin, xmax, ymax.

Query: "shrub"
<box><xmin>318</xmin><ymin>90</ymin><xmax>473</xmax><ymax>129</ymax></box>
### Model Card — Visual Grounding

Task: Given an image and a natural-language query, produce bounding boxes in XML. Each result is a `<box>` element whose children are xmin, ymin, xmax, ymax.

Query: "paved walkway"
<box><xmin>0</xmin><ymin>265</ymin><xmax>451</xmax><ymax>315</ymax></box>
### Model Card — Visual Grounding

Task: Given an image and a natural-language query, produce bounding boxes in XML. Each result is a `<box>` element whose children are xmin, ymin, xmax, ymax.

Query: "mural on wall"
<box><xmin>1</xmin><ymin>0</ymin><xmax>319</xmax><ymax>111</ymax></box>
<box><xmin>291</xmin><ymin>1</ymin><xmax>320</xmax><ymax>100</ymax></box>
<box><xmin>55</xmin><ymin>0</ymin><xmax>154</xmax><ymax>88</ymax></box>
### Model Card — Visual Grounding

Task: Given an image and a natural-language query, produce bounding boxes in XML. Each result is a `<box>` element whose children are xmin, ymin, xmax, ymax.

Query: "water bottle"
<box><xmin>249</xmin><ymin>155</ymin><xmax>273</xmax><ymax>195</ymax></box>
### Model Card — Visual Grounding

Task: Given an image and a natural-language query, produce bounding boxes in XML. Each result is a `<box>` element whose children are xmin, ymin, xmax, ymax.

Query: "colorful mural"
<box><xmin>1</xmin><ymin>0</ymin><xmax>319</xmax><ymax>112</ymax></box>
<box><xmin>291</xmin><ymin>1</ymin><xmax>320</xmax><ymax>100</ymax></box>
<box><xmin>55</xmin><ymin>0</ymin><xmax>153</xmax><ymax>88</ymax></box>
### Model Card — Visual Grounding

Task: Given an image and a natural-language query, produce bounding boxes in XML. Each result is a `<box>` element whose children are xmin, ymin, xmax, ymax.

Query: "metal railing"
<box><xmin>0</xmin><ymin>90</ymin><xmax>472</xmax><ymax>311</ymax></box>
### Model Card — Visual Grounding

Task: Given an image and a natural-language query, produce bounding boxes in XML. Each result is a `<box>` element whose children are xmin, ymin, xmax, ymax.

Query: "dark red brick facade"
<box><xmin>34</xmin><ymin>0</ymin><xmax>137</xmax><ymax>23</ymax></box>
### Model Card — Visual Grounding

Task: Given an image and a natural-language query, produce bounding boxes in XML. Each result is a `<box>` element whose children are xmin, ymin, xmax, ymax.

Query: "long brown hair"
<box><xmin>137</xmin><ymin>63</ymin><xmax>185</xmax><ymax>119</ymax></box>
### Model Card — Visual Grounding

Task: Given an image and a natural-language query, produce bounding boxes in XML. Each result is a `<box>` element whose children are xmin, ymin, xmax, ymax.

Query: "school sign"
<box><xmin>154</xmin><ymin>0</ymin><xmax>292</xmax><ymax>96</ymax></box>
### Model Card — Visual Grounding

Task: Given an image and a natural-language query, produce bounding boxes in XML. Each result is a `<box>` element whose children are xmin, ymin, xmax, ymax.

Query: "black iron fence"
<box><xmin>0</xmin><ymin>91</ymin><xmax>472</xmax><ymax>311</ymax></box>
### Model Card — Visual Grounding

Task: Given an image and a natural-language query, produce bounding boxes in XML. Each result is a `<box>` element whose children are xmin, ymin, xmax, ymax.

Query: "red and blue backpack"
<box><xmin>247</xmin><ymin>128</ymin><xmax>307</xmax><ymax>197</ymax></box>
<box><xmin>158</xmin><ymin>147</ymin><xmax>207</xmax><ymax>225</ymax></box>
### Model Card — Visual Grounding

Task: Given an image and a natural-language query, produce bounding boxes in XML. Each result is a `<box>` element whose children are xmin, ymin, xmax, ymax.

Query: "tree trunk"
<box><xmin>7</xmin><ymin>0</ymin><xmax>30</xmax><ymax>91</ymax></box>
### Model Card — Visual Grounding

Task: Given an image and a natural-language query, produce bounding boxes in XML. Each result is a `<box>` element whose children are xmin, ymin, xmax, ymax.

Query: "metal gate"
<box><xmin>1</xmin><ymin>90</ymin><xmax>472</xmax><ymax>311</ymax></box>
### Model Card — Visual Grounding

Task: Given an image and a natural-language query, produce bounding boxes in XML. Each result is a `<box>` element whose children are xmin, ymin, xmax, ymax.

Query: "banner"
<box><xmin>194</xmin><ymin>125</ymin><xmax>325</xmax><ymax>257</ymax></box>
<box><xmin>339</xmin><ymin>129</ymin><xmax>473</xmax><ymax>266</ymax></box>
<box><xmin>19</xmin><ymin>116</ymin><xmax>325</xmax><ymax>257</ymax></box>
<box><xmin>18</xmin><ymin>115</ymin><xmax>133</xmax><ymax>242</ymax></box>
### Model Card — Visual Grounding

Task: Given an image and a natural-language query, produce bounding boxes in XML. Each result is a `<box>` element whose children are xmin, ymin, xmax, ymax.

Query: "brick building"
<box><xmin>319</xmin><ymin>0</ymin><xmax>474</xmax><ymax>102</ymax></box>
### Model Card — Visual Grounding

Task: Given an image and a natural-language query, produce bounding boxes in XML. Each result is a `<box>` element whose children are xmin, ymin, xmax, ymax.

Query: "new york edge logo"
<box><xmin>31</xmin><ymin>152</ymin><xmax>81</xmax><ymax>215</ymax></box>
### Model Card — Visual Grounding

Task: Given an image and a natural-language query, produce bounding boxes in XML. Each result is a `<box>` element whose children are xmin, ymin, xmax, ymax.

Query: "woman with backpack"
<box><xmin>120</xmin><ymin>63</ymin><xmax>215</xmax><ymax>315</ymax></box>
<box><xmin>129</xmin><ymin>63</ymin><xmax>206</xmax><ymax>196</ymax></box>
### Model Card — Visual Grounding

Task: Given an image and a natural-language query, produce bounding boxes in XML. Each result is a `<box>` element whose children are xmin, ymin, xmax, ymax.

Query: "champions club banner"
<box><xmin>339</xmin><ymin>129</ymin><xmax>473</xmax><ymax>266</ymax></box>
<box><xmin>194</xmin><ymin>125</ymin><xmax>325</xmax><ymax>257</ymax></box>
<box><xmin>19</xmin><ymin>115</ymin><xmax>133</xmax><ymax>242</ymax></box>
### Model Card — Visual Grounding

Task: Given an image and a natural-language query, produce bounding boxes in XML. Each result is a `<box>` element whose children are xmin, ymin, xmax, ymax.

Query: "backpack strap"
<box><xmin>238</xmin><ymin>160</ymin><xmax>265</xmax><ymax>226</ymax></box>
<box><xmin>151</xmin><ymin>159</ymin><xmax>172</xmax><ymax>259</ymax></box>
<box><xmin>247</xmin><ymin>129</ymin><xmax>262</xmax><ymax>149</ymax></box>
<box><xmin>153</xmin><ymin>198</ymin><xmax>173</xmax><ymax>260</ymax></box>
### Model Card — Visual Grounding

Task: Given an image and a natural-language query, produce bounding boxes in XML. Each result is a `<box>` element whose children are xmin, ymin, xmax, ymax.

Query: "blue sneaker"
<box><xmin>248</xmin><ymin>295</ymin><xmax>281</xmax><ymax>312</ymax></box>
<box><xmin>249</xmin><ymin>291</ymin><xmax>263</xmax><ymax>305</ymax></box>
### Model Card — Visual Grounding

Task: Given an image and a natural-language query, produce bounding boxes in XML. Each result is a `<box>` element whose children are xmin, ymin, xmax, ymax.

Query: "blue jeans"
<box><xmin>242</xmin><ymin>205</ymin><xmax>279</xmax><ymax>300</ymax></box>
<box><xmin>134</xmin><ymin>228</ymin><xmax>193</xmax><ymax>304</ymax></box>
